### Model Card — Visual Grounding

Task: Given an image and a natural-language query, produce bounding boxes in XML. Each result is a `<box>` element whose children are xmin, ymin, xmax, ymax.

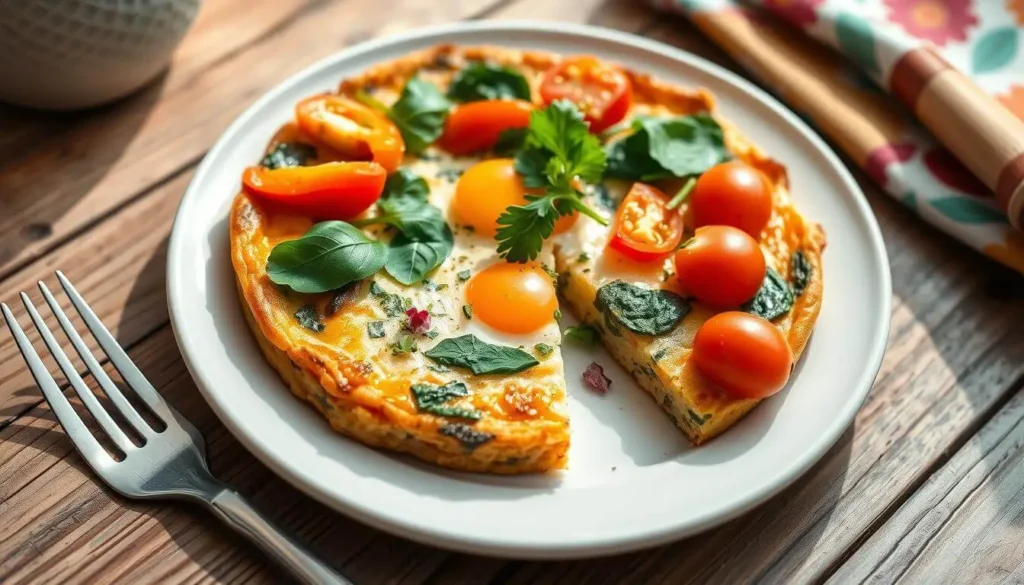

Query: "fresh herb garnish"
<box><xmin>564</xmin><ymin>325</ymin><xmax>598</xmax><ymax>345</ymax></box>
<box><xmin>554</xmin><ymin>308</ymin><xmax>563</xmax><ymax>321</ymax></box>
<box><xmin>496</xmin><ymin>101</ymin><xmax>609</xmax><ymax>262</ymax></box>
<box><xmin>493</xmin><ymin>127</ymin><xmax>527</xmax><ymax>156</ymax></box>
<box><xmin>411</xmin><ymin>381</ymin><xmax>481</xmax><ymax>420</ymax></box>
<box><xmin>534</xmin><ymin>343</ymin><xmax>554</xmax><ymax>357</ymax></box>
<box><xmin>293</xmin><ymin>305</ymin><xmax>325</xmax><ymax>333</ymax></box>
<box><xmin>357</xmin><ymin>77</ymin><xmax>450</xmax><ymax>153</ymax></box>
<box><xmin>791</xmin><ymin>250</ymin><xmax>812</xmax><ymax>296</ymax></box>
<box><xmin>367</xmin><ymin>321</ymin><xmax>386</xmax><ymax>338</ymax></box>
<box><xmin>370</xmin><ymin>280</ymin><xmax>405</xmax><ymax>317</ymax></box>
<box><xmin>439</xmin><ymin>423</ymin><xmax>494</xmax><ymax>451</ymax></box>
<box><xmin>260</xmin><ymin>142</ymin><xmax>316</xmax><ymax>169</ymax></box>
<box><xmin>325</xmin><ymin>282</ymin><xmax>358</xmax><ymax>316</ymax></box>
<box><xmin>424</xmin><ymin>334</ymin><xmax>539</xmax><ymax>375</ymax></box>
<box><xmin>605</xmin><ymin>114</ymin><xmax>729</xmax><ymax>181</ymax></box>
<box><xmin>595</xmin><ymin>281</ymin><xmax>690</xmax><ymax>336</ymax></box>
<box><xmin>266</xmin><ymin>221</ymin><xmax>388</xmax><ymax>294</ymax></box>
<box><xmin>386</xmin><ymin>230</ymin><xmax>454</xmax><ymax>286</ymax></box>
<box><xmin>744</xmin><ymin>268</ymin><xmax>794</xmax><ymax>321</ymax></box>
<box><xmin>389</xmin><ymin>334</ymin><xmax>419</xmax><ymax>355</ymax></box>
<box><xmin>462</xmin><ymin>304</ymin><xmax>473</xmax><ymax>320</ymax></box>
<box><xmin>448</xmin><ymin>62</ymin><xmax>532</xmax><ymax>102</ymax></box>
<box><xmin>457</xmin><ymin>269</ymin><xmax>471</xmax><ymax>282</ymax></box>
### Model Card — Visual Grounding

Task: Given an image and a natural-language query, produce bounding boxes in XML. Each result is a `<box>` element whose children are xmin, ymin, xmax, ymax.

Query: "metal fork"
<box><xmin>2</xmin><ymin>272</ymin><xmax>350</xmax><ymax>585</ymax></box>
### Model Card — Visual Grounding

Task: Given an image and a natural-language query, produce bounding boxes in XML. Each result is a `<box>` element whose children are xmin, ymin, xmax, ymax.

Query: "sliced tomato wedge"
<box><xmin>242</xmin><ymin>161</ymin><xmax>386</xmax><ymax>220</ymax></box>
<box><xmin>608</xmin><ymin>183</ymin><xmax>683</xmax><ymax>262</ymax></box>
<box><xmin>295</xmin><ymin>95</ymin><xmax>404</xmax><ymax>172</ymax></box>
<box><xmin>438</xmin><ymin>99</ymin><xmax>533</xmax><ymax>156</ymax></box>
<box><xmin>539</xmin><ymin>56</ymin><xmax>632</xmax><ymax>133</ymax></box>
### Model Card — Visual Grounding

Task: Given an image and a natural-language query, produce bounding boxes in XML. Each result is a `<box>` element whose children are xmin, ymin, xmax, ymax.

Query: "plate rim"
<box><xmin>167</xmin><ymin>20</ymin><xmax>891</xmax><ymax>558</ymax></box>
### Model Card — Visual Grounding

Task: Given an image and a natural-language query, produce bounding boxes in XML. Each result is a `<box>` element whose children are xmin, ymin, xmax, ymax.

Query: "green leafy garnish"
<box><xmin>266</xmin><ymin>222</ymin><xmax>387</xmax><ymax>294</ymax></box>
<box><xmin>370</xmin><ymin>281</ymin><xmax>405</xmax><ymax>317</ymax></box>
<box><xmin>496</xmin><ymin>101</ymin><xmax>609</xmax><ymax>262</ymax></box>
<box><xmin>386</xmin><ymin>230</ymin><xmax>454</xmax><ymax>286</ymax></box>
<box><xmin>534</xmin><ymin>343</ymin><xmax>554</xmax><ymax>357</ymax></box>
<box><xmin>389</xmin><ymin>334</ymin><xmax>419</xmax><ymax>355</ymax></box>
<box><xmin>439</xmin><ymin>423</ymin><xmax>494</xmax><ymax>451</ymax></box>
<box><xmin>358</xmin><ymin>77</ymin><xmax>450</xmax><ymax>153</ymax></box>
<box><xmin>595</xmin><ymin>281</ymin><xmax>690</xmax><ymax>336</ymax></box>
<box><xmin>411</xmin><ymin>381</ymin><xmax>481</xmax><ymax>420</ymax></box>
<box><xmin>564</xmin><ymin>325</ymin><xmax>598</xmax><ymax>345</ymax></box>
<box><xmin>260</xmin><ymin>142</ymin><xmax>316</xmax><ymax>169</ymax></box>
<box><xmin>448</xmin><ymin>62</ymin><xmax>532</xmax><ymax>102</ymax></box>
<box><xmin>462</xmin><ymin>304</ymin><xmax>473</xmax><ymax>320</ymax></box>
<box><xmin>424</xmin><ymin>335</ymin><xmax>539</xmax><ymax>375</ymax></box>
<box><xmin>380</xmin><ymin>167</ymin><xmax>429</xmax><ymax>201</ymax></box>
<box><xmin>293</xmin><ymin>305</ymin><xmax>324</xmax><ymax>333</ymax></box>
<box><xmin>605</xmin><ymin>114</ymin><xmax>729</xmax><ymax>181</ymax></box>
<box><xmin>791</xmin><ymin>250</ymin><xmax>812</xmax><ymax>296</ymax></box>
<box><xmin>457</xmin><ymin>269</ymin><xmax>471</xmax><ymax>282</ymax></box>
<box><xmin>367</xmin><ymin>321</ymin><xmax>386</xmax><ymax>338</ymax></box>
<box><xmin>493</xmin><ymin>127</ymin><xmax>527</xmax><ymax>156</ymax></box>
<box><xmin>744</xmin><ymin>268</ymin><xmax>794</xmax><ymax>321</ymax></box>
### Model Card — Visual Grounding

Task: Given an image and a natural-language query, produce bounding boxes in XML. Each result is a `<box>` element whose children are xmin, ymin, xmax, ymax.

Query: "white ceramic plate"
<box><xmin>167</xmin><ymin>22</ymin><xmax>890</xmax><ymax>559</ymax></box>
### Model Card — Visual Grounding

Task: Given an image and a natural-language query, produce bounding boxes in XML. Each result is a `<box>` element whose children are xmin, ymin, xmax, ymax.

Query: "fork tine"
<box><xmin>20</xmin><ymin>293</ymin><xmax>136</xmax><ymax>454</ymax></box>
<box><xmin>2</xmin><ymin>302</ymin><xmax>113</xmax><ymax>466</ymax></box>
<box><xmin>38</xmin><ymin>280</ymin><xmax>157</xmax><ymax>439</ymax></box>
<box><xmin>55</xmin><ymin>271</ymin><xmax>173</xmax><ymax>424</ymax></box>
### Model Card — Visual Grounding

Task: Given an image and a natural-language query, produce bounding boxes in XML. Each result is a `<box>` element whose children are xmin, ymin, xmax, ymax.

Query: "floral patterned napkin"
<box><xmin>653</xmin><ymin>0</ymin><xmax>1024</xmax><ymax>274</ymax></box>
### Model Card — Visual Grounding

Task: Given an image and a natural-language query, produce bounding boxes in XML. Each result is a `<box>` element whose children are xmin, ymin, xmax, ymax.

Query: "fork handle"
<box><xmin>208</xmin><ymin>490</ymin><xmax>352</xmax><ymax>585</ymax></box>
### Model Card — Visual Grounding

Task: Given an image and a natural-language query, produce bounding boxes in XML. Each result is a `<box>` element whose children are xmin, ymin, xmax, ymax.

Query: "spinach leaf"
<box><xmin>385</xmin><ymin>226</ymin><xmax>454</xmax><ymax>285</ymax></box>
<box><xmin>367</xmin><ymin>320</ymin><xmax>386</xmax><ymax>338</ymax></box>
<box><xmin>448</xmin><ymin>62</ymin><xmax>532</xmax><ymax>102</ymax></box>
<box><xmin>381</xmin><ymin>167</ymin><xmax>429</xmax><ymax>202</ymax></box>
<box><xmin>267</xmin><ymin>222</ymin><xmax>388</xmax><ymax>294</ymax></box>
<box><xmin>744</xmin><ymin>268</ymin><xmax>794</xmax><ymax>321</ymax></box>
<box><xmin>388</xmin><ymin>77</ymin><xmax>451</xmax><ymax>153</ymax></box>
<box><xmin>411</xmin><ymin>381</ymin><xmax>481</xmax><ymax>420</ymax></box>
<box><xmin>370</xmin><ymin>196</ymin><xmax>449</xmax><ymax>242</ymax></box>
<box><xmin>439</xmin><ymin>423</ymin><xmax>494</xmax><ymax>451</ymax></box>
<box><xmin>595</xmin><ymin>281</ymin><xmax>690</xmax><ymax>336</ymax></box>
<box><xmin>605</xmin><ymin>114</ymin><xmax>729</xmax><ymax>181</ymax></box>
<box><xmin>424</xmin><ymin>334</ymin><xmax>539</xmax><ymax>375</ymax></box>
<box><xmin>293</xmin><ymin>305</ymin><xmax>324</xmax><ymax>333</ymax></box>
<box><xmin>260</xmin><ymin>142</ymin><xmax>316</xmax><ymax>169</ymax></box>
<box><xmin>791</xmin><ymin>250</ymin><xmax>812</xmax><ymax>296</ymax></box>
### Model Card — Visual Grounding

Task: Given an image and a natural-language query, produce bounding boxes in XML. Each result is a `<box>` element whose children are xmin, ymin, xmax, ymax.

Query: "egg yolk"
<box><xmin>452</xmin><ymin>158</ymin><xmax>577</xmax><ymax>236</ymax></box>
<box><xmin>466</xmin><ymin>262</ymin><xmax>559</xmax><ymax>334</ymax></box>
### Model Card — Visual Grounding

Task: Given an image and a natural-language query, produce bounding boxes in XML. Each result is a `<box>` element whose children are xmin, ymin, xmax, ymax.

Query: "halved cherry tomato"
<box><xmin>693</xmin><ymin>312</ymin><xmax>793</xmax><ymax>399</ymax></box>
<box><xmin>608</xmin><ymin>183</ymin><xmax>683</xmax><ymax>262</ymax></box>
<box><xmin>689</xmin><ymin>161</ymin><xmax>773</xmax><ymax>238</ymax></box>
<box><xmin>674</xmin><ymin>225</ymin><xmax>766</xmax><ymax>308</ymax></box>
<box><xmin>295</xmin><ymin>95</ymin><xmax>404</xmax><ymax>172</ymax></box>
<box><xmin>242</xmin><ymin>161</ymin><xmax>386</xmax><ymax>220</ymax></box>
<box><xmin>539</xmin><ymin>56</ymin><xmax>632</xmax><ymax>133</ymax></box>
<box><xmin>439</xmin><ymin>99</ymin><xmax>533</xmax><ymax>156</ymax></box>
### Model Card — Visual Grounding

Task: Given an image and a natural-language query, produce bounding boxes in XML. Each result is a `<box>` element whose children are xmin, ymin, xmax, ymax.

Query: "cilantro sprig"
<box><xmin>495</xmin><ymin>101</ymin><xmax>609</xmax><ymax>262</ymax></box>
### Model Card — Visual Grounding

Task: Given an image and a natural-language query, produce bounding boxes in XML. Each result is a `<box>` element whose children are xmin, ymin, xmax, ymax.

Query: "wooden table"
<box><xmin>2</xmin><ymin>1</ymin><xmax>1024</xmax><ymax>583</ymax></box>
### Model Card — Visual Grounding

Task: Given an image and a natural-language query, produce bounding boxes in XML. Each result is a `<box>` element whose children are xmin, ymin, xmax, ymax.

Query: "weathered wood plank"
<box><xmin>831</xmin><ymin>387</ymin><xmax>1024</xmax><ymax>584</ymax></box>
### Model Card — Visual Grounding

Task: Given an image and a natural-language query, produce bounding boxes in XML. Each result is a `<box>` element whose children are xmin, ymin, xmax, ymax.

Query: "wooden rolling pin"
<box><xmin>891</xmin><ymin>46</ymin><xmax>1024</xmax><ymax>231</ymax></box>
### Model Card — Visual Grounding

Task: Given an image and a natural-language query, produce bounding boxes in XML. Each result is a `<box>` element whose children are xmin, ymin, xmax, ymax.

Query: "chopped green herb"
<box><xmin>424</xmin><ymin>335</ymin><xmax>539</xmax><ymax>375</ymax></box>
<box><xmin>260</xmin><ymin>142</ymin><xmax>316</xmax><ymax>169</ymax></box>
<box><xmin>294</xmin><ymin>305</ymin><xmax>324</xmax><ymax>333</ymax></box>
<box><xmin>426</xmin><ymin>330</ymin><xmax>441</xmax><ymax>339</ymax></box>
<box><xmin>427</xmin><ymin>364</ymin><xmax>451</xmax><ymax>373</ymax></box>
<box><xmin>389</xmin><ymin>334</ymin><xmax>419</xmax><ymax>355</ymax></box>
<box><xmin>554</xmin><ymin>308</ymin><xmax>563</xmax><ymax>321</ymax></box>
<box><xmin>605</xmin><ymin>114</ymin><xmax>730</xmax><ymax>181</ymax></box>
<box><xmin>447</xmin><ymin>62</ymin><xmax>532</xmax><ymax>102</ymax></box>
<box><xmin>791</xmin><ymin>250</ymin><xmax>812</xmax><ymax>296</ymax></box>
<box><xmin>577</xmin><ymin>252</ymin><xmax>591</xmax><ymax>263</ymax></box>
<box><xmin>653</xmin><ymin>348</ymin><xmax>669</xmax><ymax>362</ymax></box>
<box><xmin>534</xmin><ymin>343</ymin><xmax>554</xmax><ymax>357</ymax></box>
<box><xmin>370</xmin><ymin>281</ymin><xmax>405</xmax><ymax>317</ymax></box>
<box><xmin>688</xmin><ymin>410</ymin><xmax>712</xmax><ymax>426</ymax></box>
<box><xmin>367</xmin><ymin>321</ymin><xmax>386</xmax><ymax>338</ymax></box>
<box><xmin>267</xmin><ymin>222</ymin><xmax>387</xmax><ymax>294</ymax></box>
<box><xmin>411</xmin><ymin>381</ymin><xmax>481</xmax><ymax>420</ymax></box>
<box><xmin>462</xmin><ymin>304</ymin><xmax>473</xmax><ymax>319</ymax></box>
<box><xmin>595</xmin><ymin>281</ymin><xmax>690</xmax><ymax>336</ymax></box>
<box><xmin>743</xmin><ymin>268</ymin><xmax>794</xmax><ymax>321</ymax></box>
<box><xmin>564</xmin><ymin>325</ymin><xmax>598</xmax><ymax>345</ymax></box>
<box><xmin>439</xmin><ymin>423</ymin><xmax>494</xmax><ymax>451</ymax></box>
<box><xmin>457</xmin><ymin>269</ymin><xmax>471</xmax><ymax>282</ymax></box>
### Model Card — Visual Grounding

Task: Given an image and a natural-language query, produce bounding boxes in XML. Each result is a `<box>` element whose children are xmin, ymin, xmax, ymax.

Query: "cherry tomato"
<box><xmin>674</xmin><ymin>225</ymin><xmax>766</xmax><ymax>308</ymax></box>
<box><xmin>539</xmin><ymin>56</ymin><xmax>632</xmax><ymax>133</ymax></box>
<box><xmin>242</xmin><ymin>161</ymin><xmax>386</xmax><ymax>220</ymax></box>
<box><xmin>693</xmin><ymin>312</ymin><xmax>793</xmax><ymax>399</ymax></box>
<box><xmin>295</xmin><ymin>95</ymin><xmax>404</xmax><ymax>172</ymax></box>
<box><xmin>689</xmin><ymin>161</ymin><xmax>773</xmax><ymax>238</ymax></box>
<box><xmin>608</xmin><ymin>183</ymin><xmax>684</xmax><ymax>262</ymax></box>
<box><xmin>439</xmin><ymin>99</ymin><xmax>533</xmax><ymax>156</ymax></box>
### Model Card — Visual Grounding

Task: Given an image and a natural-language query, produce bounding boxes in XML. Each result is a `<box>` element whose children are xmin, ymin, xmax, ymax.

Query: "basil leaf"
<box><xmin>293</xmin><ymin>305</ymin><xmax>324</xmax><ymax>333</ymax></box>
<box><xmin>493</xmin><ymin>127</ymin><xmax>528</xmax><ymax>157</ymax></box>
<box><xmin>439</xmin><ymin>423</ymin><xmax>494</xmax><ymax>451</ymax></box>
<box><xmin>261</xmin><ymin>142</ymin><xmax>316</xmax><ymax>169</ymax></box>
<box><xmin>385</xmin><ymin>226</ymin><xmax>454</xmax><ymax>285</ymax></box>
<box><xmin>595</xmin><ymin>281</ymin><xmax>690</xmax><ymax>336</ymax></box>
<box><xmin>424</xmin><ymin>334</ymin><xmax>539</xmax><ymax>375</ymax></box>
<box><xmin>411</xmin><ymin>381</ymin><xmax>481</xmax><ymax>420</ymax></box>
<box><xmin>448</xmin><ymin>62</ymin><xmax>532</xmax><ymax>102</ymax></box>
<box><xmin>744</xmin><ymin>268</ymin><xmax>794</xmax><ymax>321</ymax></box>
<box><xmin>605</xmin><ymin>114</ymin><xmax>729</xmax><ymax>181</ymax></box>
<box><xmin>381</xmin><ymin>167</ymin><xmax>429</xmax><ymax>202</ymax></box>
<box><xmin>389</xmin><ymin>77</ymin><xmax>451</xmax><ymax>153</ymax></box>
<box><xmin>375</xmin><ymin>196</ymin><xmax>449</xmax><ymax>242</ymax></box>
<box><xmin>791</xmin><ymin>250</ymin><xmax>812</xmax><ymax>296</ymax></box>
<box><xmin>267</xmin><ymin>222</ymin><xmax>388</xmax><ymax>294</ymax></box>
